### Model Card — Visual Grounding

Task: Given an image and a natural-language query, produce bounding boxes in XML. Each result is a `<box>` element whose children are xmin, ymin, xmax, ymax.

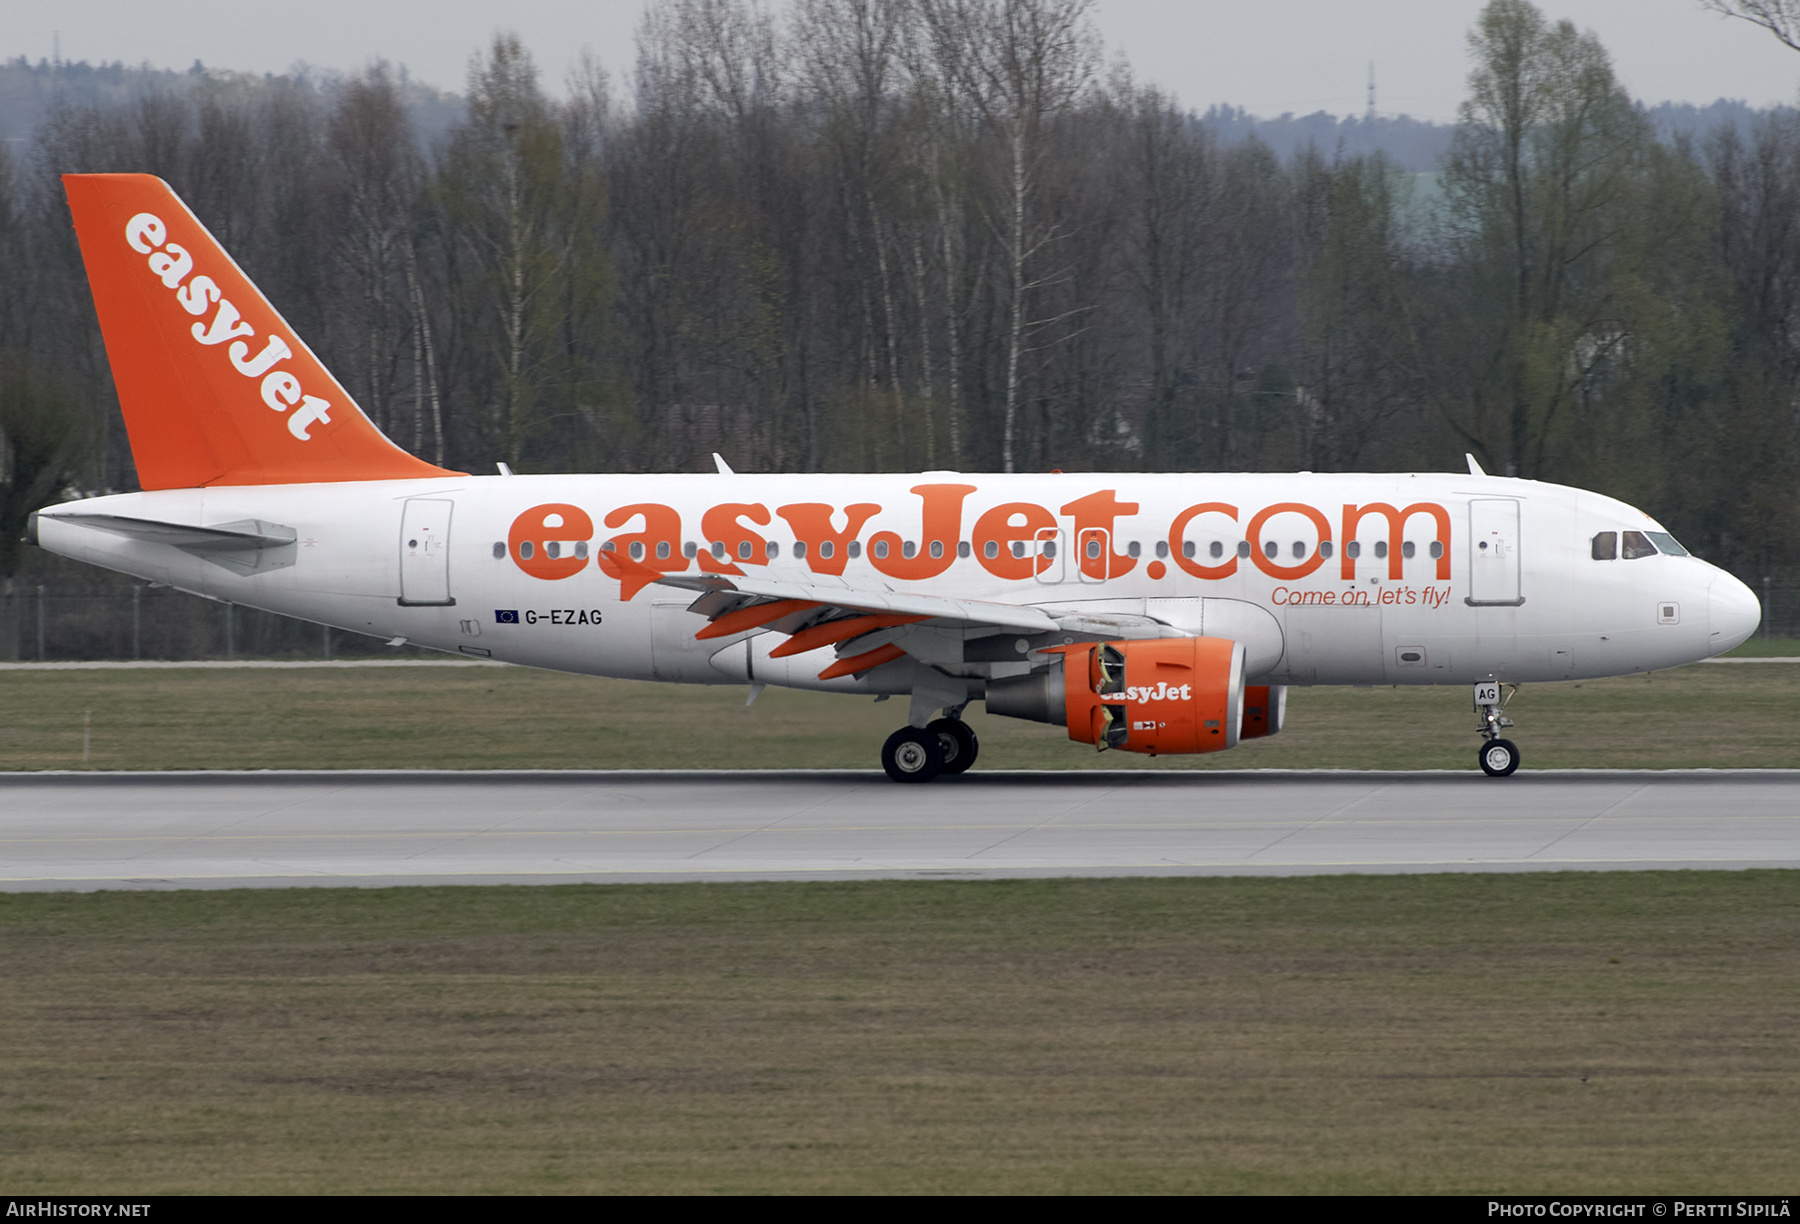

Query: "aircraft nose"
<box><xmin>1708</xmin><ymin>571</ymin><xmax>1762</xmax><ymax>656</ymax></box>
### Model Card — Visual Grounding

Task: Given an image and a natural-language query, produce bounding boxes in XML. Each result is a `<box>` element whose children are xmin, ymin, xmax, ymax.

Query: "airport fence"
<box><xmin>0</xmin><ymin>579</ymin><xmax>1797</xmax><ymax>663</ymax></box>
<box><xmin>0</xmin><ymin>584</ymin><xmax>414</xmax><ymax>662</ymax></box>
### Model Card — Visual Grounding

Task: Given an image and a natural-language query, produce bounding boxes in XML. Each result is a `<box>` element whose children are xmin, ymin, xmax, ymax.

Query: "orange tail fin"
<box><xmin>63</xmin><ymin>173</ymin><xmax>460</xmax><ymax>488</ymax></box>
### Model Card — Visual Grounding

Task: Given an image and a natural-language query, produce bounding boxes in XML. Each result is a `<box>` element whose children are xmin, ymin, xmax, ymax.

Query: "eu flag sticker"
<box><xmin>495</xmin><ymin>609</ymin><xmax>520</xmax><ymax>624</ymax></box>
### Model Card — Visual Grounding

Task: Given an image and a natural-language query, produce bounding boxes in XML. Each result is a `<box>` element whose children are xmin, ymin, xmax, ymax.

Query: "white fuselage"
<box><xmin>34</xmin><ymin>471</ymin><xmax>1760</xmax><ymax>693</ymax></box>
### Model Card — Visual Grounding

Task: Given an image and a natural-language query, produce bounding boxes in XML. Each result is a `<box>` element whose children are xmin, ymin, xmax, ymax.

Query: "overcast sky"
<box><xmin>6</xmin><ymin>0</ymin><xmax>1799</xmax><ymax>124</ymax></box>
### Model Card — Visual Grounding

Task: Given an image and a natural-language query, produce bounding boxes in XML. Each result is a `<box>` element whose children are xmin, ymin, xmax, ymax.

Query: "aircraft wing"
<box><xmin>599</xmin><ymin>550</ymin><xmax>1168</xmax><ymax>680</ymax></box>
<box><xmin>649</xmin><ymin>567</ymin><xmax>1059</xmax><ymax>634</ymax></box>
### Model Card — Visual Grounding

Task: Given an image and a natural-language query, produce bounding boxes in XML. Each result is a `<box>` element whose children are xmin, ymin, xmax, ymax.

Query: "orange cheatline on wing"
<box><xmin>62</xmin><ymin>173</ymin><xmax>460</xmax><ymax>489</ymax></box>
<box><xmin>693</xmin><ymin>598</ymin><xmax>821</xmax><ymax>640</ymax></box>
<box><xmin>817</xmin><ymin>642</ymin><xmax>906</xmax><ymax>681</ymax></box>
<box><xmin>767</xmin><ymin>613</ymin><xmax>928</xmax><ymax>659</ymax></box>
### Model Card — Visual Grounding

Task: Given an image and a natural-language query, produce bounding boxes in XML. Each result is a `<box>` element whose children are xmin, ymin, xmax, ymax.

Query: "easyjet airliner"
<box><xmin>28</xmin><ymin>175</ymin><xmax>1763</xmax><ymax>780</ymax></box>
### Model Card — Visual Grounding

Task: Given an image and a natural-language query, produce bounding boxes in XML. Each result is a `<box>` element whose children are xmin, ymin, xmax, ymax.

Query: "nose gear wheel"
<box><xmin>1479</xmin><ymin>738</ymin><xmax>1520</xmax><ymax>777</ymax></box>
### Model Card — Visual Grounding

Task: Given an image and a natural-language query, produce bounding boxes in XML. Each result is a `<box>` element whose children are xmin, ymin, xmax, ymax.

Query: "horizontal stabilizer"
<box><xmin>43</xmin><ymin>512</ymin><xmax>298</xmax><ymax>576</ymax></box>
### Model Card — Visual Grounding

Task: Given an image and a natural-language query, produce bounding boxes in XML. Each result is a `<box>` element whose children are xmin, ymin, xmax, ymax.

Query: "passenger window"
<box><xmin>1621</xmin><ymin>530</ymin><xmax>1657</xmax><ymax>560</ymax></box>
<box><xmin>1320</xmin><ymin>541</ymin><xmax>1334</xmax><ymax>558</ymax></box>
<box><xmin>792</xmin><ymin>541</ymin><xmax>806</xmax><ymax>559</ymax></box>
<box><xmin>1236</xmin><ymin>541</ymin><xmax>1251</xmax><ymax>558</ymax></box>
<box><xmin>985</xmin><ymin>540</ymin><xmax>999</xmax><ymax>559</ymax></box>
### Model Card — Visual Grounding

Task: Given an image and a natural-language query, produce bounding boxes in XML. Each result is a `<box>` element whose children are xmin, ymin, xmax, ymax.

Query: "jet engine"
<box><xmin>987</xmin><ymin>636</ymin><xmax>1246</xmax><ymax>755</ymax></box>
<box><xmin>1239</xmin><ymin>685</ymin><xmax>1287</xmax><ymax>740</ymax></box>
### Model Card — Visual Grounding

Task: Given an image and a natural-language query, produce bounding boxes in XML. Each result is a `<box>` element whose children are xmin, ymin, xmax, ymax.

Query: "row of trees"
<box><xmin>1</xmin><ymin>0</ymin><xmax>1798</xmax><ymax>584</ymax></box>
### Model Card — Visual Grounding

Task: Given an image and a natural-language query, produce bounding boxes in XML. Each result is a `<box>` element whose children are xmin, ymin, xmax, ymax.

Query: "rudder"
<box><xmin>63</xmin><ymin>173</ymin><xmax>459</xmax><ymax>488</ymax></box>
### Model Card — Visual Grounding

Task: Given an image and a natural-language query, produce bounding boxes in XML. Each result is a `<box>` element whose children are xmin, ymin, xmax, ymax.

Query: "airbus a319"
<box><xmin>29</xmin><ymin>175</ymin><xmax>1764</xmax><ymax>780</ymax></box>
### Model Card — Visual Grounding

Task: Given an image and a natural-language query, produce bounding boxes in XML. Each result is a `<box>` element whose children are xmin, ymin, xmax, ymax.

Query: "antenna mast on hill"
<box><xmin>1366</xmin><ymin>61</ymin><xmax>1376</xmax><ymax>122</ymax></box>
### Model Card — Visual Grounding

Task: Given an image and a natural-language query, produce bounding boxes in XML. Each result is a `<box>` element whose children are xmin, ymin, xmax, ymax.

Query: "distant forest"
<box><xmin>2</xmin><ymin>0</ymin><xmax>1799</xmax><ymax>589</ymax></box>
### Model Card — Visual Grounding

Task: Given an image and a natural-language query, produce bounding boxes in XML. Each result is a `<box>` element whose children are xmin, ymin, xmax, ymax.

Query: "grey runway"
<box><xmin>2</xmin><ymin>769</ymin><xmax>1798</xmax><ymax>890</ymax></box>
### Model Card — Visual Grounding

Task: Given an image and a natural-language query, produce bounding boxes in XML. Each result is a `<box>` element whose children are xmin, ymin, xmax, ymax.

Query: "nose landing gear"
<box><xmin>1474</xmin><ymin>681</ymin><xmax>1520</xmax><ymax>777</ymax></box>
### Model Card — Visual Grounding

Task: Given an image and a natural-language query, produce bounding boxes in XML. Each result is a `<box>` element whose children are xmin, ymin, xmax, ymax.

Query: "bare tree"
<box><xmin>917</xmin><ymin>0</ymin><xmax>1098</xmax><ymax>471</ymax></box>
<box><xmin>439</xmin><ymin>35</ymin><xmax>609</xmax><ymax>467</ymax></box>
<box><xmin>794</xmin><ymin>0</ymin><xmax>913</xmax><ymax>459</ymax></box>
<box><xmin>1700</xmin><ymin>1</ymin><xmax>1800</xmax><ymax>51</ymax></box>
<box><xmin>326</xmin><ymin>66</ymin><xmax>421</xmax><ymax>443</ymax></box>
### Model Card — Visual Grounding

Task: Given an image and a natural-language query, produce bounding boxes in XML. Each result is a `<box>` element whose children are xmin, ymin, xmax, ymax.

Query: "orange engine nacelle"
<box><xmin>987</xmin><ymin>637</ymin><xmax>1246</xmax><ymax>755</ymax></box>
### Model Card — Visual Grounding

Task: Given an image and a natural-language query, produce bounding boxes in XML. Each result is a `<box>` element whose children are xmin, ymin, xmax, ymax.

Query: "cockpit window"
<box><xmin>1645</xmin><ymin>531</ymin><xmax>1689</xmax><ymax>557</ymax></box>
<box><xmin>1591</xmin><ymin>532</ymin><xmax>1617</xmax><ymax>560</ymax></box>
<box><xmin>1621</xmin><ymin>530</ymin><xmax>1658</xmax><ymax>559</ymax></box>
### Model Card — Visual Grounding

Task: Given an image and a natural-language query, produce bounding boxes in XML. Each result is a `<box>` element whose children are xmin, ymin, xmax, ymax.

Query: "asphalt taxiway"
<box><xmin>2</xmin><ymin>769</ymin><xmax>1797</xmax><ymax>890</ymax></box>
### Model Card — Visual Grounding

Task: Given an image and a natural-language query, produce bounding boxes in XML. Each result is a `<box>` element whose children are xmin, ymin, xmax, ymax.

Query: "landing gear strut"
<box><xmin>1473</xmin><ymin>681</ymin><xmax>1520</xmax><ymax>777</ymax></box>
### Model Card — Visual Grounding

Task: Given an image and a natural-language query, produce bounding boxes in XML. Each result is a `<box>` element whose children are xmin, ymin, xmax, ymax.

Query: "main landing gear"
<box><xmin>1473</xmin><ymin>680</ymin><xmax>1520</xmax><ymax>777</ymax></box>
<box><xmin>881</xmin><ymin>711</ymin><xmax>980</xmax><ymax>783</ymax></box>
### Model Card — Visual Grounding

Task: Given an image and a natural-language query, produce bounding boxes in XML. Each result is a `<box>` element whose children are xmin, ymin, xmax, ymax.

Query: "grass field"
<box><xmin>2</xmin><ymin>873</ymin><xmax>1796</xmax><ymax>1194</ymax></box>
<box><xmin>1</xmin><ymin>651</ymin><xmax>1796</xmax><ymax>772</ymax></box>
<box><xmin>4</xmin><ymin>651</ymin><xmax>1795</xmax><ymax>1193</ymax></box>
<box><xmin>1720</xmin><ymin>636</ymin><xmax>1800</xmax><ymax>657</ymax></box>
